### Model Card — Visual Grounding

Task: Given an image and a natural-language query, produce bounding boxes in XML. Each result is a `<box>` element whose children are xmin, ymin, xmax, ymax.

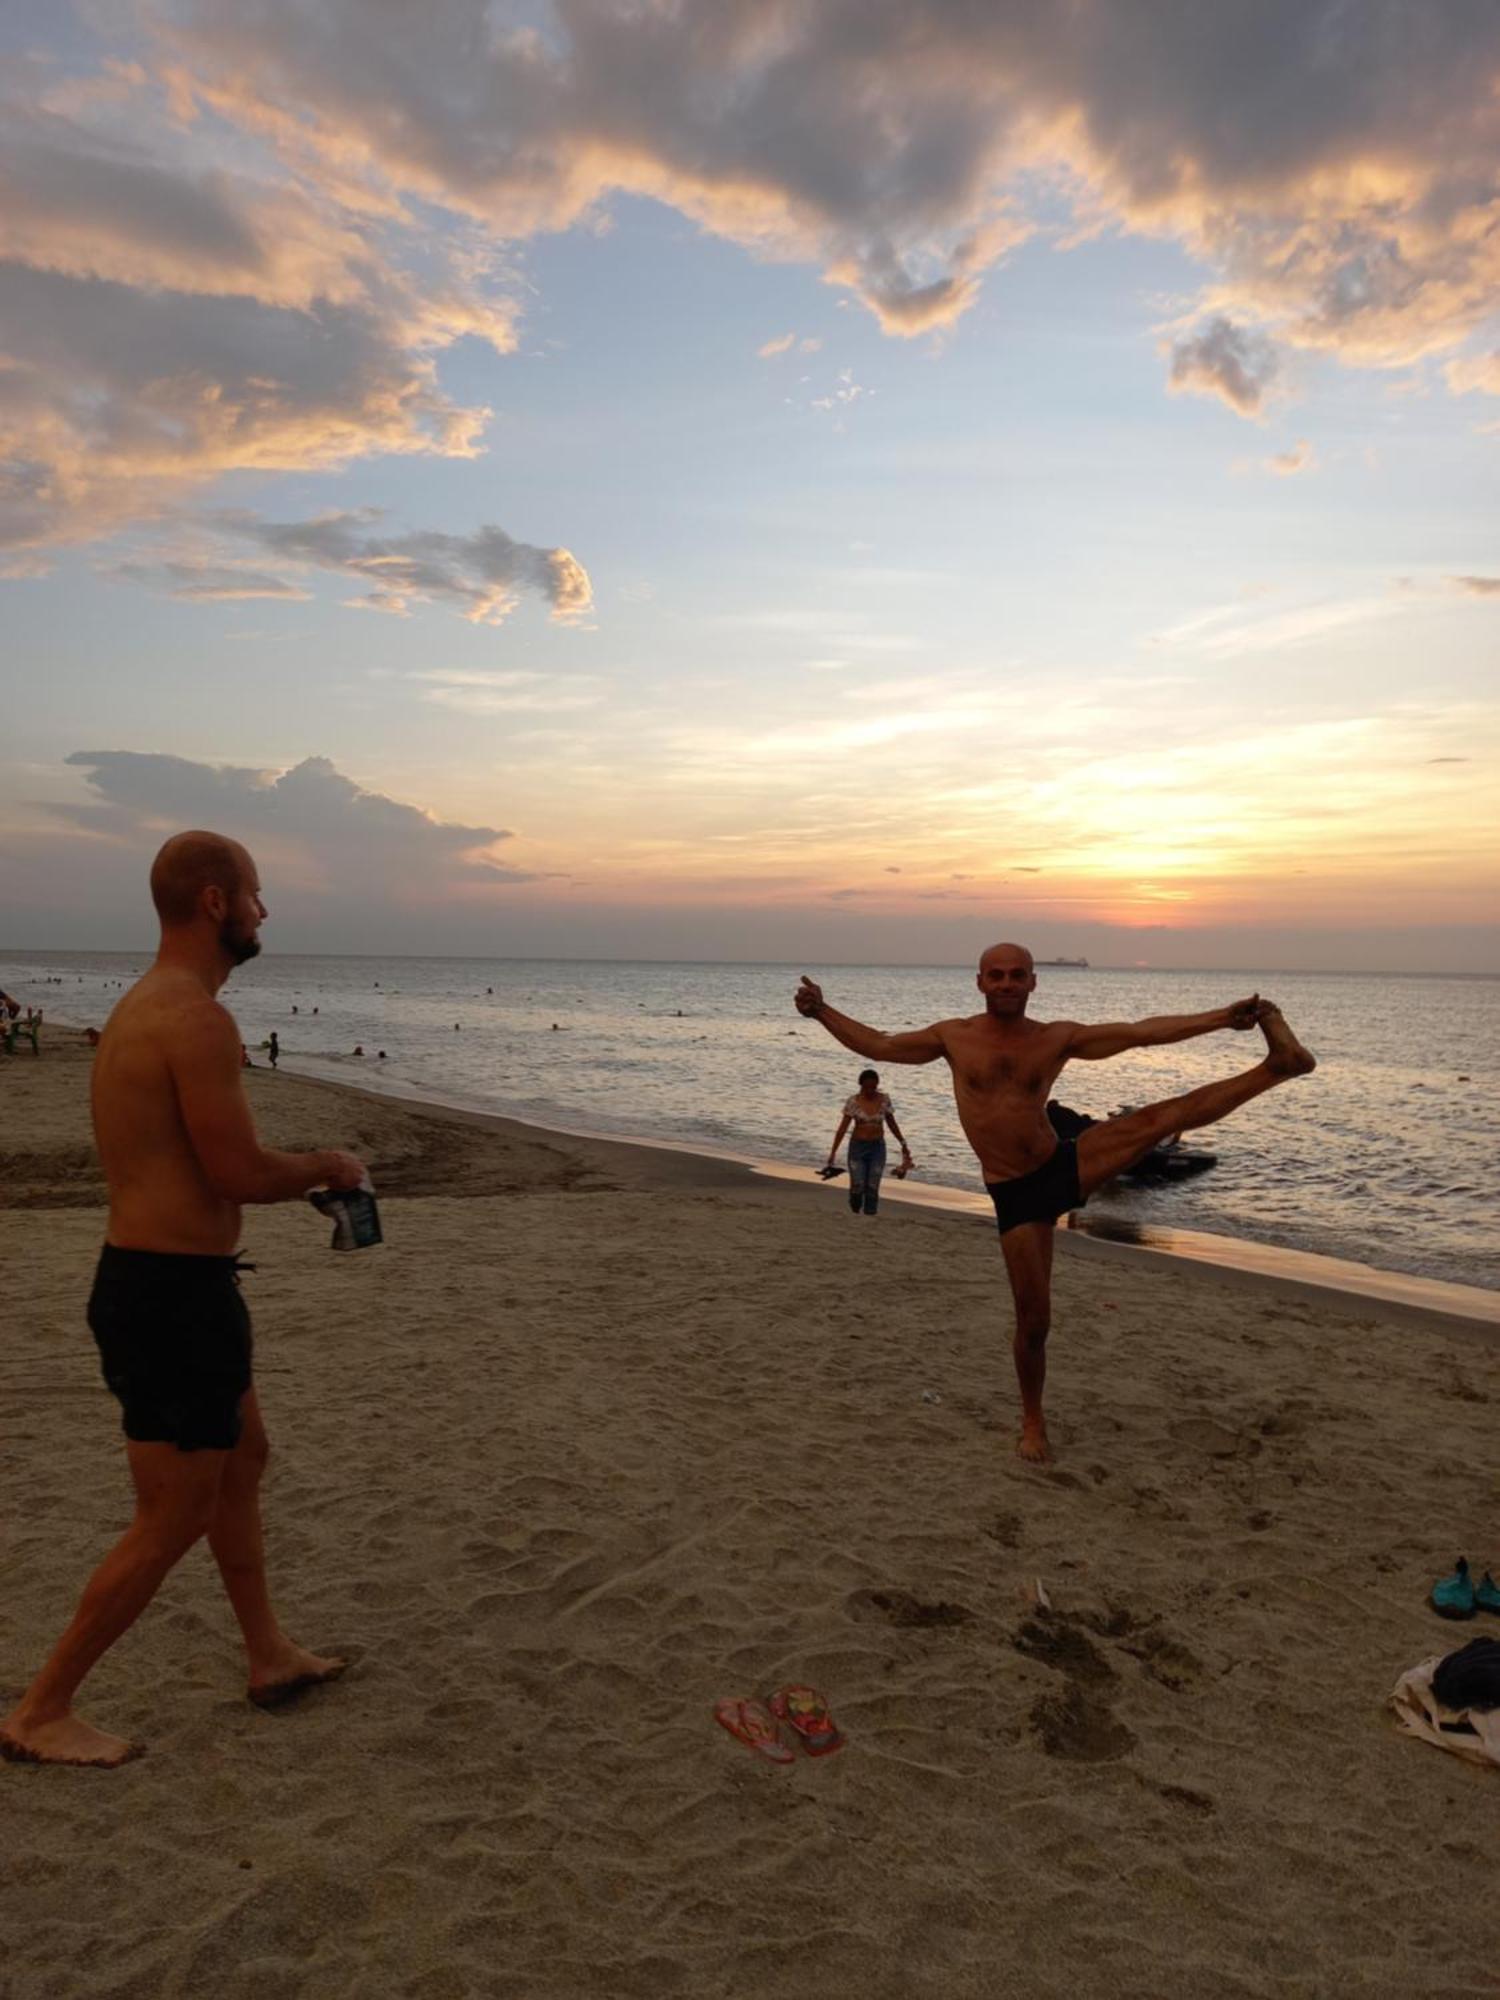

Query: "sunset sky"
<box><xmin>2</xmin><ymin>1</ymin><xmax>1497</xmax><ymax>969</ymax></box>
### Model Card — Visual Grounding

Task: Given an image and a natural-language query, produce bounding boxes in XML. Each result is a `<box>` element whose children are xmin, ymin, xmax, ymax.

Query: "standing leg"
<box><xmin>1077</xmin><ymin>1003</ymin><xmax>1315</xmax><ymax>1196</ymax></box>
<box><xmin>208</xmin><ymin>1390</ymin><xmax>346</xmax><ymax>1704</ymax></box>
<box><xmin>848</xmin><ymin>1142</ymin><xmax>866</xmax><ymax>1212</ymax></box>
<box><xmin>0</xmin><ymin>1442</ymin><xmax>227</xmax><ymax>1766</ymax></box>
<box><xmin>862</xmin><ymin>1141</ymin><xmax>886</xmax><ymax>1216</ymax></box>
<box><xmin>1000</xmin><ymin>1222</ymin><xmax>1056</xmax><ymax>1464</ymax></box>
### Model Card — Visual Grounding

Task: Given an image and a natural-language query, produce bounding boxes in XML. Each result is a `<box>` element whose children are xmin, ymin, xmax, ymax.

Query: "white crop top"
<box><xmin>844</xmin><ymin>1093</ymin><xmax>893</xmax><ymax>1124</ymax></box>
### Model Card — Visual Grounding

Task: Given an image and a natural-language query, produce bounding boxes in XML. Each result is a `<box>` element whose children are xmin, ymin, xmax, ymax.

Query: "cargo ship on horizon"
<box><xmin>1035</xmin><ymin>955</ymin><xmax>1089</xmax><ymax>968</ymax></box>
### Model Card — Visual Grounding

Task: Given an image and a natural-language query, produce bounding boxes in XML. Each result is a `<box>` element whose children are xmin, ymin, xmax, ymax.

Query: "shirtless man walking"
<box><xmin>2</xmin><ymin>831</ymin><xmax>367</xmax><ymax>1767</ymax></box>
<box><xmin>796</xmin><ymin>944</ymin><xmax>1315</xmax><ymax>1463</ymax></box>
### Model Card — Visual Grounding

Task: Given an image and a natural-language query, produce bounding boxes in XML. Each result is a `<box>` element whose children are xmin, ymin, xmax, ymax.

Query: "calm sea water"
<box><xmin>5</xmin><ymin>951</ymin><xmax>1497</xmax><ymax>1291</ymax></box>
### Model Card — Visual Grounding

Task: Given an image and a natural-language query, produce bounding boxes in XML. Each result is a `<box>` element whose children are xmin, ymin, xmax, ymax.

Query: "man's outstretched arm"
<box><xmin>1065</xmin><ymin>995</ymin><xmax>1261</xmax><ymax>1061</ymax></box>
<box><xmin>794</xmin><ymin>976</ymin><xmax>947</xmax><ymax>1064</ymax></box>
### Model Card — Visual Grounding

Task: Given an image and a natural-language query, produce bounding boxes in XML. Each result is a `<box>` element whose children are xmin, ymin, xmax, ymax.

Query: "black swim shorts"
<box><xmin>88</xmin><ymin>1246</ymin><xmax>253</xmax><ymax>1452</ymax></box>
<box><xmin>985</xmin><ymin>1140</ymin><xmax>1086</xmax><ymax>1235</ymax></box>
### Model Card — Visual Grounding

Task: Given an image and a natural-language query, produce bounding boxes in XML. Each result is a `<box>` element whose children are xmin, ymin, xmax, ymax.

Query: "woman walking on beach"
<box><xmin>825</xmin><ymin>1068</ymin><xmax>913</xmax><ymax>1215</ymax></box>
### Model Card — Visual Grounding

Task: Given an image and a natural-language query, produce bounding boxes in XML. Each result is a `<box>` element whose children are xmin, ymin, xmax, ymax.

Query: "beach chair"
<box><xmin>3</xmin><ymin>1014</ymin><xmax>40</xmax><ymax>1055</ymax></box>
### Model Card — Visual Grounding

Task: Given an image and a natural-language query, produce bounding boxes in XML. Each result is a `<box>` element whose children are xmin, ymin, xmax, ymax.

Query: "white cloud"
<box><xmin>1147</xmin><ymin>593</ymin><xmax>1408</xmax><ymax>660</ymax></box>
<box><xmin>53</xmin><ymin>750</ymin><xmax>540</xmax><ymax>901</ymax></box>
<box><xmin>107</xmin><ymin>560</ymin><xmax>313</xmax><ymax>602</ymax></box>
<box><xmin>1167</xmin><ymin>317</ymin><xmax>1279</xmax><ymax>419</ymax></box>
<box><xmin>1262</xmin><ymin>439</ymin><xmax>1317</xmax><ymax>477</ymax></box>
<box><xmin>106</xmin><ymin>511</ymin><xmax>593</xmax><ymax>625</ymax></box>
<box><xmin>811</xmin><ymin>367</ymin><xmax>868</xmax><ymax>412</ymax></box>
<box><xmin>416</xmin><ymin>668</ymin><xmax>605</xmax><ymax>715</ymax></box>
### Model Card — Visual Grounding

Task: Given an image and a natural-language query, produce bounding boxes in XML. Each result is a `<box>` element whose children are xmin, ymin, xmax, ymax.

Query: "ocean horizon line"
<box><xmin>4</xmin><ymin>946</ymin><xmax>1498</xmax><ymax>982</ymax></box>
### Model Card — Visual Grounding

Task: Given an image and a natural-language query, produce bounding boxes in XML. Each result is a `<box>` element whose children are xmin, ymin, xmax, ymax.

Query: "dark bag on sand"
<box><xmin>1433</xmin><ymin>1637</ymin><xmax>1500</xmax><ymax>1714</ymax></box>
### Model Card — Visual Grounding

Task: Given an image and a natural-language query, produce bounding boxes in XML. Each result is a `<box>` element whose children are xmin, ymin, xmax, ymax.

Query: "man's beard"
<box><xmin>219</xmin><ymin>920</ymin><xmax>262</xmax><ymax>968</ymax></box>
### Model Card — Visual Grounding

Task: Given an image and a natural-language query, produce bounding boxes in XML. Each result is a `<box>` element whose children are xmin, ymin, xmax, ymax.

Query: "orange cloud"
<box><xmin>7</xmin><ymin>3</ymin><xmax>1500</xmax><ymax>559</ymax></box>
<box><xmin>0</xmin><ymin>75</ymin><xmax>511</xmax><ymax>554</ymax></box>
<box><xmin>151</xmin><ymin>1</ymin><xmax>1500</xmax><ymax>370</ymax></box>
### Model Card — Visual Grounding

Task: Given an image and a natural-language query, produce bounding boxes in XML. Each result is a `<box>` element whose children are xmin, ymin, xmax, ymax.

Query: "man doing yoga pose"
<box><xmin>795</xmin><ymin>943</ymin><xmax>1315</xmax><ymax>1463</ymax></box>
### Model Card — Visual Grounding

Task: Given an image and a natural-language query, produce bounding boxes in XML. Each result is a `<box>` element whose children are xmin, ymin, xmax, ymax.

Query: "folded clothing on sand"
<box><xmin>1433</xmin><ymin>1637</ymin><xmax>1500</xmax><ymax>1713</ymax></box>
<box><xmin>1390</xmin><ymin>1653</ymin><xmax>1500</xmax><ymax>1768</ymax></box>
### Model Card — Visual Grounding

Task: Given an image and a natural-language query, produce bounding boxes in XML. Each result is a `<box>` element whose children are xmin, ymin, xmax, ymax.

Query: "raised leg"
<box><xmin>0</xmin><ymin>1440</ymin><xmax>227</xmax><ymax>1767</ymax></box>
<box><xmin>208</xmin><ymin>1390</ymin><xmax>346</xmax><ymax>1704</ymax></box>
<box><xmin>1076</xmin><ymin>1002</ymin><xmax>1314</xmax><ymax>1197</ymax></box>
<box><xmin>1000</xmin><ymin>1221</ymin><xmax>1055</xmax><ymax>1464</ymax></box>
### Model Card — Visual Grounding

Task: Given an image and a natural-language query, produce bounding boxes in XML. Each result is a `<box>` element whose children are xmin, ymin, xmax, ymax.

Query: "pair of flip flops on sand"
<box><xmin>714</xmin><ymin>1686</ymin><xmax>844</xmax><ymax>1764</ymax></box>
<box><xmin>1431</xmin><ymin>1558</ymin><xmax>1500</xmax><ymax>1620</ymax></box>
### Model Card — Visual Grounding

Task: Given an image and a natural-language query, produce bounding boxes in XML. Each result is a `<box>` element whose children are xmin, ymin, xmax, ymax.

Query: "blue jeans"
<box><xmin>848</xmin><ymin>1137</ymin><xmax>886</xmax><ymax>1215</ymax></box>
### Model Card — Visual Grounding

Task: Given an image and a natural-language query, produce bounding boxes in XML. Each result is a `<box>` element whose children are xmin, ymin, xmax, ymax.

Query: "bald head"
<box><xmin>149</xmin><ymin>831</ymin><xmax>253</xmax><ymax>928</ymax></box>
<box><xmin>976</xmin><ymin>940</ymin><xmax>1036</xmax><ymax>1017</ymax></box>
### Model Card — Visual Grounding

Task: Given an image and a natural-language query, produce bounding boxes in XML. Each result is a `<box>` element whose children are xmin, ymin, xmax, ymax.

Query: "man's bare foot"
<box><xmin>0</xmin><ymin>1712</ymin><xmax>144</xmax><ymax>1768</ymax></box>
<box><xmin>1017</xmin><ymin>1422</ymin><xmax>1052</xmax><ymax>1465</ymax></box>
<box><xmin>247</xmin><ymin>1646</ymin><xmax>348</xmax><ymax>1710</ymax></box>
<box><xmin>1258</xmin><ymin>1002</ymin><xmax>1316</xmax><ymax>1077</ymax></box>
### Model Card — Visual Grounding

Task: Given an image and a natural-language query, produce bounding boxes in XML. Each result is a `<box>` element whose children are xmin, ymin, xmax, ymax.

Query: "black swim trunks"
<box><xmin>88</xmin><ymin>1246</ymin><xmax>253</xmax><ymax>1452</ymax></box>
<box><xmin>985</xmin><ymin>1140</ymin><xmax>1086</xmax><ymax>1235</ymax></box>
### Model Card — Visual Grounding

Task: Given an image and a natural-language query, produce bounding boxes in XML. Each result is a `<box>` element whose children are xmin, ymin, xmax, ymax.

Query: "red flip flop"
<box><xmin>713</xmin><ymin>1697</ymin><xmax>794</xmax><ymax>1765</ymax></box>
<box><xmin>769</xmin><ymin>1684</ymin><xmax>845</xmax><ymax>1756</ymax></box>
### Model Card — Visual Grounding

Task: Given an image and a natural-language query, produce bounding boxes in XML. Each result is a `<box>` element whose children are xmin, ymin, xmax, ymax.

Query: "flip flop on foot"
<box><xmin>768</xmin><ymin>1684</ymin><xmax>845</xmax><ymax>1757</ymax></box>
<box><xmin>1475</xmin><ymin>1570</ymin><xmax>1500</xmax><ymax>1615</ymax></box>
<box><xmin>714</xmin><ymin>1696</ymin><xmax>794</xmax><ymax>1764</ymax></box>
<box><xmin>248</xmin><ymin>1656</ymin><xmax>349</xmax><ymax>1709</ymax></box>
<box><xmin>1431</xmin><ymin>1557</ymin><xmax>1477</xmax><ymax>1620</ymax></box>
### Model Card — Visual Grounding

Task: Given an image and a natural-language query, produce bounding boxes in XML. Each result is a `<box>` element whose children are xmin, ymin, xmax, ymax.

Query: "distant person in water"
<box><xmin>824</xmin><ymin>1068</ymin><xmax>913</xmax><ymax>1215</ymax></box>
<box><xmin>796</xmin><ymin>945</ymin><xmax>1315</xmax><ymax>1463</ymax></box>
<box><xmin>267</xmin><ymin>1031</ymin><xmax>279</xmax><ymax>1070</ymax></box>
<box><xmin>1</xmin><ymin>830</ymin><xmax>365</xmax><ymax>1768</ymax></box>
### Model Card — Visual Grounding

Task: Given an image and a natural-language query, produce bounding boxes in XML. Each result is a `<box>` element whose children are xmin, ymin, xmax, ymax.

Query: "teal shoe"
<box><xmin>1432</xmin><ymin>1557</ymin><xmax>1477</xmax><ymax>1619</ymax></box>
<box><xmin>1475</xmin><ymin>1569</ymin><xmax>1500</xmax><ymax>1615</ymax></box>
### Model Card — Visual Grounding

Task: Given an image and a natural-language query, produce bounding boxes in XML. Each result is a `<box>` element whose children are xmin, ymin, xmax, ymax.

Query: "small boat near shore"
<box><xmin>1046</xmin><ymin>1101</ymin><xmax>1218</xmax><ymax>1183</ymax></box>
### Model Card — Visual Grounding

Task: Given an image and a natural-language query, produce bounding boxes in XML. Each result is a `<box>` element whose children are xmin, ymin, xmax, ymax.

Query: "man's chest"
<box><xmin>946</xmin><ymin>1029</ymin><xmax>1065</xmax><ymax>1104</ymax></box>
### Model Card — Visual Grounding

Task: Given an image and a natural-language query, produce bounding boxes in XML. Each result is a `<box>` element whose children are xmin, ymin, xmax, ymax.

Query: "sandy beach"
<box><xmin>5</xmin><ymin>1030</ymin><xmax>1500</xmax><ymax>2000</ymax></box>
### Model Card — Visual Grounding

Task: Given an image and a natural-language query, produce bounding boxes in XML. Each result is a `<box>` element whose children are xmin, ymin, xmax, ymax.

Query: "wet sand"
<box><xmin>5</xmin><ymin>1031</ymin><xmax>1500</xmax><ymax>1998</ymax></box>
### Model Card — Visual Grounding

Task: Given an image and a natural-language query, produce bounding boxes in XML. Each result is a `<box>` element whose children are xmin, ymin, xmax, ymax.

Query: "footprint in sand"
<box><xmin>847</xmin><ymin>1588</ymin><xmax>975</xmax><ymax>1629</ymax></box>
<box><xmin>1168</xmin><ymin>1417</ymin><xmax>1251</xmax><ymax>1459</ymax></box>
<box><xmin>1014</xmin><ymin>1612</ymin><xmax>1135</xmax><ymax>1761</ymax></box>
<box><xmin>1012</xmin><ymin>1617</ymin><xmax>1116</xmax><ymax>1687</ymax></box>
<box><xmin>982</xmin><ymin>1511</ymin><xmax>1023</xmax><ymax>1548</ymax></box>
<box><xmin>1030</xmin><ymin>1682</ymin><xmax>1136</xmax><ymax>1763</ymax></box>
<box><xmin>1076</xmin><ymin>1604</ymin><xmax>1206</xmax><ymax>1694</ymax></box>
<box><xmin>1158</xmin><ymin>1782</ymin><xmax>1216</xmax><ymax>1814</ymax></box>
<box><xmin>1117</xmin><ymin>1627</ymin><xmax>1204</xmax><ymax>1694</ymax></box>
